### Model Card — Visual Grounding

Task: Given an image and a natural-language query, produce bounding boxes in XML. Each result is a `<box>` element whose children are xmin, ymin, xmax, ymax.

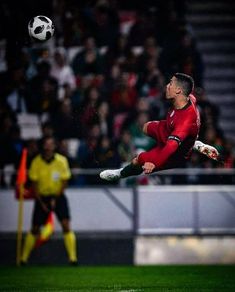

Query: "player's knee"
<box><xmin>132</xmin><ymin>157</ymin><xmax>139</xmax><ymax>165</ymax></box>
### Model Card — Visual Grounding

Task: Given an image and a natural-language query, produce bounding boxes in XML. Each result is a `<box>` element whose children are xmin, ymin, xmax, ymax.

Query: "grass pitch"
<box><xmin>0</xmin><ymin>265</ymin><xmax>235</xmax><ymax>291</ymax></box>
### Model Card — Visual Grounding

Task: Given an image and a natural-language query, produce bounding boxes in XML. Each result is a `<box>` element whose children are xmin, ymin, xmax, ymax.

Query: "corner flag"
<box><xmin>16</xmin><ymin>148</ymin><xmax>28</xmax><ymax>185</ymax></box>
<box><xmin>16</xmin><ymin>148</ymin><xmax>28</xmax><ymax>266</ymax></box>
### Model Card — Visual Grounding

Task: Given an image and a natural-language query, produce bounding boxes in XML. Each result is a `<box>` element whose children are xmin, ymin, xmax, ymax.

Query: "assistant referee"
<box><xmin>21</xmin><ymin>136</ymin><xmax>77</xmax><ymax>264</ymax></box>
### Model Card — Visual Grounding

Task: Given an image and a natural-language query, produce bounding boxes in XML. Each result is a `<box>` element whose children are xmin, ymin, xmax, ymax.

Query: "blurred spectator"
<box><xmin>57</xmin><ymin>139</ymin><xmax>80</xmax><ymax>185</ymax></box>
<box><xmin>105</xmin><ymin>35</ymin><xmax>138</xmax><ymax>73</ymax></box>
<box><xmin>128</xmin><ymin>10</ymin><xmax>156</xmax><ymax>47</ymax></box>
<box><xmin>117</xmin><ymin>129</ymin><xmax>136</xmax><ymax>163</ymax></box>
<box><xmin>76</xmin><ymin>123</ymin><xmax>101</xmax><ymax>169</ymax></box>
<box><xmin>111</xmin><ymin>72</ymin><xmax>138</xmax><ymax>114</ymax></box>
<box><xmin>128</xmin><ymin>111</ymin><xmax>156</xmax><ymax>153</ymax></box>
<box><xmin>0</xmin><ymin>63</ymin><xmax>31</xmax><ymax>113</ymax></box>
<box><xmin>50</xmin><ymin>47</ymin><xmax>77</xmax><ymax>93</ymax></box>
<box><xmin>137</xmin><ymin>57</ymin><xmax>164</xmax><ymax>100</ymax></box>
<box><xmin>38</xmin><ymin>121</ymin><xmax>55</xmax><ymax>151</ymax></box>
<box><xmin>95</xmin><ymin>135</ymin><xmax>120</xmax><ymax>169</ymax></box>
<box><xmin>195</xmin><ymin>87</ymin><xmax>220</xmax><ymax>138</ymax></box>
<box><xmin>25</xmin><ymin>138</ymin><xmax>39</xmax><ymax>167</ymax></box>
<box><xmin>76</xmin><ymin>124</ymin><xmax>101</xmax><ymax>185</ymax></box>
<box><xmin>178</xmin><ymin>32</ymin><xmax>204</xmax><ymax>87</ymax></box>
<box><xmin>57</xmin><ymin>139</ymin><xmax>78</xmax><ymax>169</ymax></box>
<box><xmin>122</xmin><ymin>97</ymin><xmax>164</xmax><ymax>131</ymax></box>
<box><xmin>137</xmin><ymin>37</ymin><xmax>161</xmax><ymax>71</ymax></box>
<box><xmin>93</xmin><ymin>135</ymin><xmax>121</xmax><ymax>185</ymax></box>
<box><xmin>19</xmin><ymin>49</ymin><xmax>37</xmax><ymax>80</ymax></box>
<box><xmin>103</xmin><ymin>63</ymin><xmax>121</xmax><ymax>95</ymax></box>
<box><xmin>78</xmin><ymin>86</ymin><xmax>101</xmax><ymax>133</ymax></box>
<box><xmin>90</xmin><ymin>1</ymin><xmax>120</xmax><ymax>47</ymax></box>
<box><xmin>53</xmin><ymin>0</ymin><xmax>86</xmax><ymax>47</ymax></box>
<box><xmin>105</xmin><ymin>35</ymin><xmax>130</xmax><ymax>68</ymax></box>
<box><xmin>71</xmin><ymin>37</ymin><xmax>103</xmax><ymax>76</ymax></box>
<box><xmin>223</xmin><ymin>141</ymin><xmax>235</xmax><ymax>169</ymax></box>
<box><xmin>27</xmin><ymin>61</ymin><xmax>58</xmax><ymax>114</ymax></box>
<box><xmin>159</xmin><ymin>30</ymin><xmax>204</xmax><ymax>87</ymax></box>
<box><xmin>51</xmin><ymin>99</ymin><xmax>81</xmax><ymax>139</ymax></box>
<box><xmin>93</xmin><ymin>101</ymin><xmax>113</xmax><ymax>137</ymax></box>
<box><xmin>0</xmin><ymin>115</ymin><xmax>22</xmax><ymax>187</ymax></box>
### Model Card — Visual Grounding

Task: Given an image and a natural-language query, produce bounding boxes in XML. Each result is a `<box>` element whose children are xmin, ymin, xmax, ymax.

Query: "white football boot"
<box><xmin>194</xmin><ymin>141</ymin><xmax>219</xmax><ymax>161</ymax></box>
<box><xmin>99</xmin><ymin>168</ymin><xmax>123</xmax><ymax>181</ymax></box>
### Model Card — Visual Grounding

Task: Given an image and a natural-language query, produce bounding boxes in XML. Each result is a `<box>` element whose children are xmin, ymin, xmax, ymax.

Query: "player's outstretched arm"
<box><xmin>193</xmin><ymin>140</ymin><xmax>222</xmax><ymax>162</ymax></box>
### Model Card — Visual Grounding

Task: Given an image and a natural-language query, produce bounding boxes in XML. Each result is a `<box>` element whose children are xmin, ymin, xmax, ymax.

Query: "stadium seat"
<box><xmin>17</xmin><ymin>113</ymin><xmax>42</xmax><ymax>140</ymax></box>
<box><xmin>66</xmin><ymin>138</ymin><xmax>80</xmax><ymax>158</ymax></box>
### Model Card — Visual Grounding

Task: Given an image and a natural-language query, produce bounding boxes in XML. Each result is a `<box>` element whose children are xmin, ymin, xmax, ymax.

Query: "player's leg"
<box><xmin>143</xmin><ymin>121</ymin><xmax>161</xmax><ymax>138</ymax></box>
<box><xmin>55</xmin><ymin>195</ymin><xmax>77</xmax><ymax>264</ymax></box>
<box><xmin>120</xmin><ymin>157</ymin><xmax>143</xmax><ymax>177</ymax></box>
<box><xmin>100</xmin><ymin>156</ymin><xmax>143</xmax><ymax>181</ymax></box>
<box><xmin>21</xmin><ymin>199</ymin><xmax>48</xmax><ymax>263</ymax></box>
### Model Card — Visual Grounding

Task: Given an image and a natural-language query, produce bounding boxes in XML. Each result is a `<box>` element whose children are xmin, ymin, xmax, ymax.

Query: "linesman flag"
<box><xmin>35</xmin><ymin>212</ymin><xmax>55</xmax><ymax>248</ymax></box>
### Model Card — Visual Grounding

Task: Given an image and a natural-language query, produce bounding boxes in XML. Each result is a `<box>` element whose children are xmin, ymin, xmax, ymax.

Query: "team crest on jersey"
<box><xmin>170</xmin><ymin>110</ymin><xmax>175</xmax><ymax>117</ymax></box>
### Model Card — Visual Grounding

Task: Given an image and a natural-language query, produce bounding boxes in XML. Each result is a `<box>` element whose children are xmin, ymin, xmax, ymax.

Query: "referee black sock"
<box><xmin>120</xmin><ymin>163</ymin><xmax>143</xmax><ymax>178</ymax></box>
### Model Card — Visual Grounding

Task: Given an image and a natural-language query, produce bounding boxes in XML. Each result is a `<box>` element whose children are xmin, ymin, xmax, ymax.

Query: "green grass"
<box><xmin>0</xmin><ymin>265</ymin><xmax>235</xmax><ymax>291</ymax></box>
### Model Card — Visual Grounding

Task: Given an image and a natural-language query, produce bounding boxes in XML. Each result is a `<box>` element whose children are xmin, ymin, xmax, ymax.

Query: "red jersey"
<box><xmin>138</xmin><ymin>94</ymin><xmax>200</xmax><ymax>169</ymax></box>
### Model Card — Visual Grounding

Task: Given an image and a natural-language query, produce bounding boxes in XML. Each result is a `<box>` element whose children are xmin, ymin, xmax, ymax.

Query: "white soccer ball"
<box><xmin>28</xmin><ymin>15</ymin><xmax>55</xmax><ymax>42</ymax></box>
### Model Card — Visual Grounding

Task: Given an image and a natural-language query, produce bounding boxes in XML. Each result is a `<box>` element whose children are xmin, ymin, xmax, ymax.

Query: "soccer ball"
<box><xmin>28</xmin><ymin>15</ymin><xmax>55</xmax><ymax>42</ymax></box>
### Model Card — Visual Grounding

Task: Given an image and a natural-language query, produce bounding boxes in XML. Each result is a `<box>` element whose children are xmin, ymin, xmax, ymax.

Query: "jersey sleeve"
<box><xmin>169</xmin><ymin>116</ymin><xmax>193</xmax><ymax>145</ymax></box>
<box><xmin>60</xmin><ymin>157</ymin><xmax>72</xmax><ymax>180</ymax></box>
<box><xmin>28</xmin><ymin>158</ymin><xmax>39</xmax><ymax>181</ymax></box>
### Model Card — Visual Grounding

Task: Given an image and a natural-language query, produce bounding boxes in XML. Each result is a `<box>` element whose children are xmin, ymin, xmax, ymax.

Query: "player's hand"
<box><xmin>142</xmin><ymin>162</ymin><xmax>156</xmax><ymax>174</ymax></box>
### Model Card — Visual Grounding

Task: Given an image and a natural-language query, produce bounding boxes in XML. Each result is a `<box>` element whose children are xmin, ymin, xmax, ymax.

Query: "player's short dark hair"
<box><xmin>174</xmin><ymin>73</ymin><xmax>194</xmax><ymax>96</ymax></box>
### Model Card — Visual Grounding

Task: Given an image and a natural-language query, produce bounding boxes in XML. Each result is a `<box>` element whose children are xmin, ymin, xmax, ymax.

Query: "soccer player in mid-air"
<box><xmin>100</xmin><ymin>73</ymin><xmax>220</xmax><ymax>181</ymax></box>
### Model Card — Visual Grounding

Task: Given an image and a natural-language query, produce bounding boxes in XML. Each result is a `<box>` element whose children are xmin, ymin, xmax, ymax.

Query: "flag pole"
<box><xmin>16</xmin><ymin>183</ymin><xmax>24</xmax><ymax>266</ymax></box>
<box><xmin>16</xmin><ymin>148</ymin><xmax>27</xmax><ymax>266</ymax></box>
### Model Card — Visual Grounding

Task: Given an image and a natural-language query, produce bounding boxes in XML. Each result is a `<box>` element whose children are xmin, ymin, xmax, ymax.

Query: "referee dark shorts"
<box><xmin>32</xmin><ymin>194</ymin><xmax>70</xmax><ymax>226</ymax></box>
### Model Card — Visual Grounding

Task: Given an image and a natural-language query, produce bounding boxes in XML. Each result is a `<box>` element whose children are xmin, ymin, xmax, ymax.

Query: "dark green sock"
<box><xmin>120</xmin><ymin>163</ymin><xmax>143</xmax><ymax>178</ymax></box>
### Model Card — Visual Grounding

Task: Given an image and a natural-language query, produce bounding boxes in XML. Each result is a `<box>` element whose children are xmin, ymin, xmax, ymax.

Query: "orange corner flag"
<box><xmin>16</xmin><ymin>147</ymin><xmax>28</xmax><ymax>266</ymax></box>
<box><xmin>17</xmin><ymin>148</ymin><xmax>28</xmax><ymax>185</ymax></box>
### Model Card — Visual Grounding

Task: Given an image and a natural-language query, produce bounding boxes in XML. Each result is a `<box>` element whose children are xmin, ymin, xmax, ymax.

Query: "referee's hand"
<box><xmin>41</xmin><ymin>202</ymin><xmax>50</xmax><ymax>213</ymax></box>
<box><xmin>50</xmin><ymin>198</ymin><xmax>56</xmax><ymax>211</ymax></box>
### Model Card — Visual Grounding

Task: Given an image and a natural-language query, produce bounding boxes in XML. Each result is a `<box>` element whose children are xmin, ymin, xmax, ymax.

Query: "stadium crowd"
<box><xmin>0</xmin><ymin>0</ymin><xmax>234</xmax><ymax>187</ymax></box>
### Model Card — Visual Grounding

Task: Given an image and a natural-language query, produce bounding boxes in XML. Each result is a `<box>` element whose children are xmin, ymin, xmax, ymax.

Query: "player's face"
<box><xmin>166</xmin><ymin>77</ymin><xmax>180</xmax><ymax>99</ymax></box>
